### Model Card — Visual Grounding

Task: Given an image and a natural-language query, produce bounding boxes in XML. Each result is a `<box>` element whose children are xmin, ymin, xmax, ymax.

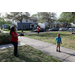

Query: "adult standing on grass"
<box><xmin>37</xmin><ymin>26</ymin><xmax>39</xmax><ymax>36</ymax></box>
<box><xmin>10</xmin><ymin>25</ymin><xmax>21</xmax><ymax>57</ymax></box>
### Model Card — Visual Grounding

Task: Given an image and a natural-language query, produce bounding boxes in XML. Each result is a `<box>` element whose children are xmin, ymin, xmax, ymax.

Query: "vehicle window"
<box><xmin>52</xmin><ymin>28</ymin><xmax>55</xmax><ymax>29</ymax></box>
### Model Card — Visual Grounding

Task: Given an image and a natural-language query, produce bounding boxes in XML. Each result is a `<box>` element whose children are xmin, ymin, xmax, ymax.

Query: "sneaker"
<box><xmin>56</xmin><ymin>49</ymin><xmax>58</xmax><ymax>52</ymax></box>
<box><xmin>37</xmin><ymin>34</ymin><xmax>38</xmax><ymax>36</ymax></box>
<box><xmin>15</xmin><ymin>54</ymin><xmax>19</xmax><ymax>57</ymax></box>
<box><xmin>59</xmin><ymin>50</ymin><xmax>60</xmax><ymax>52</ymax></box>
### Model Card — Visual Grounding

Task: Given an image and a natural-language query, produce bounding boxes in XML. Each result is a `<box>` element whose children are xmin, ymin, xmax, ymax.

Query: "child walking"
<box><xmin>37</xmin><ymin>26</ymin><xmax>40</xmax><ymax>36</ymax></box>
<box><xmin>55</xmin><ymin>34</ymin><xmax>62</xmax><ymax>52</ymax></box>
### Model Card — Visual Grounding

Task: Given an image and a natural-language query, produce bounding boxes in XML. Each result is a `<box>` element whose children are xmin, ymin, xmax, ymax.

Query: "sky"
<box><xmin>29</xmin><ymin>12</ymin><xmax>62</xmax><ymax>18</ymax></box>
<box><xmin>1</xmin><ymin>12</ymin><xmax>62</xmax><ymax>18</ymax></box>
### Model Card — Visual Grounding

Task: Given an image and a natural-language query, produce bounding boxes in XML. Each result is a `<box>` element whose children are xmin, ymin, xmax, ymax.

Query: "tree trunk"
<box><xmin>21</xmin><ymin>21</ymin><xmax>23</xmax><ymax>32</ymax></box>
<box><xmin>20</xmin><ymin>12</ymin><xmax>23</xmax><ymax>33</ymax></box>
<box><xmin>0</xmin><ymin>23</ymin><xmax>2</xmax><ymax>30</ymax></box>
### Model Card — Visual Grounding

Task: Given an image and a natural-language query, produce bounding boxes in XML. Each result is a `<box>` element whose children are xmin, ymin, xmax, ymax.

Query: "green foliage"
<box><xmin>38</xmin><ymin>12</ymin><xmax>57</xmax><ymax>23</ymax></box>
<box><xmin>6</xmin><ymin>21</ymin><xmax>12</xmax><ymax>24</ymax></box>
<box><xmin>0</xmin><ymin>33</ymin><xmax>10</xmax><ymax>45</ymax></box>
<box><xmin>58</xmin><ymin>12</ymin><xmax>74</xmax><ymax>23</ymax></box>
<box><xmin>6</xmin><ymin>12</ymin><xmax>30</xmax><ymax>32</ymax></box>
<box><xmin>31</xmin><ymin>14</ymin><xmax>38</xmax><ymax>18</ymax></box>
<box><xmin>8</xmin><ymin>25</ymin><xmax>10</xmax><ymax>30</ymax></box>
<box><xmin>31</xmin><ymin>12</ymin><xmax>57</xmax><ymax>24</ymax></box>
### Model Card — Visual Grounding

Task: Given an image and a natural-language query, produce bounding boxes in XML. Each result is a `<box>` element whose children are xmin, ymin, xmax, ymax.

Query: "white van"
<box><xmin>68</xmin><ymin>28</ymin><xmax>75</xmax><ymax>31</ymax></box>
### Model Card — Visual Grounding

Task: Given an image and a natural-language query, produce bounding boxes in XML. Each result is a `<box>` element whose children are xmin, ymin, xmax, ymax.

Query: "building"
<box><xmin>2</xmin><ymin>24</ymin><xmax>9</xmax><ymax>29</ymax></box>
<box><xmin>38</xmin><ymin>23</ymin><xmax>49</xmax><ymax>29</ymax></box>
<box><xmin>17</xmin><ymin>22</ymin><xmax>38</xmax><ymax>30</ymax></box>
<box><xmin>12</xmin><ymin>17</ymin><xmax>38</xmax><ymax>30</ymax></box>
<box><xmin>50</xmin><ymin>22</ymin><xmax>71</xmax><ymax>28</ymax></box>
<box><xmin>70</xmin><ymin>23</ymin><xmax>75</xmax><ymax>27</ymax></box>
<box><xmin>50</xmin><ymin>23</ymin><xmax>57</xmax><ymax>28</ymax></box>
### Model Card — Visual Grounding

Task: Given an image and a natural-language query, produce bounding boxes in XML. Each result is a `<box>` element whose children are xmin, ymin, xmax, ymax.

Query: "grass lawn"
<box><xmin>0</xmin><ymin>31</ymin><xmax>3</xmax><ymax>33</ymax></box>
<box><xmin>2</xmin><ymin>29</ymin><xmax>33</xmax><ymax>33</ymax></box>
<box><xmin>0</xmin><ymin>31</ymin><xmax>2</xmax><ymax>33</ymax></box>
<box><xmin>0</xmin><ymin>45</ymin><xmax>61</xmax><ymax>62</ymax></box>
<box><xmin>17</xmin><ymin>30</ymin><xmax>33</xmax><ymax>34</ymax></box>
<box><xmin>25</xmin><ymin>31</ymin><xmax>75</xmax><ymax>50</ymax></box>
<box><xmin>2</xmin><ymin>29</ymin><xmax>10</xmax><ymax>32</ymax></box>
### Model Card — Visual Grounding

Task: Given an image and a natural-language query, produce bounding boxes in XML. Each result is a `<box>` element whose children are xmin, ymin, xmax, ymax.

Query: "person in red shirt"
<box><xmin>10</xmin><ymin>26</ymin><xmax>21</xmax><ymax>57</ymax></box>
<box><xmin>37</xmin><ymin>26</ymin><xmax>39</xmax><ymax>36</ymax></box>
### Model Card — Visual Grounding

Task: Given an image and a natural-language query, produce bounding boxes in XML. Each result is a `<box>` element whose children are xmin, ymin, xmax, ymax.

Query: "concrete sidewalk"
<box><xmin>0</xmin><ymin>42</ymin><xmax>26</xmax><ymax>49</ymax></box>
<box><xmin>18</xmin><ymin>36</ymin><xmax>75</xmax><ymax>62</ymax></box>
<box><xmin>1</xmin><ymin>30</ymin><xmax>9</xmax><ymax>33</ymax></box>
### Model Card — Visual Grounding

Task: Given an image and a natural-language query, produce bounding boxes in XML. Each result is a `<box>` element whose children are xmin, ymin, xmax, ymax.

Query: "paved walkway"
<box><xmin>0</xmin><ymin>42</ymin><xmax>25</xmax><ymax>49</ymax></box>
<box><xmin>1</xmin><ymin>30</ymin><xmax>75</xmax><ymax>62</ymax></box>
<box><xmin>18</xmin><ymin>36</ymin><xmax>75</xmax><ymax>62</ymax></box>
<box><xmin>1</xmin><ymin>30</ymin><xmax>9</xmax><ymax>33</ymax></box>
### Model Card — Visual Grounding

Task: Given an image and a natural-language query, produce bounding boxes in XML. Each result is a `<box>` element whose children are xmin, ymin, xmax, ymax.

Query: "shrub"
<box><xmin>0</xmin><ymin>33</ymin><xmax>11</xmax><ymax>45</ymax></box>
<box><xmin>8</xmin><ymin>25</ymin><xmax>10</xmax><ymax>30</ymax></box>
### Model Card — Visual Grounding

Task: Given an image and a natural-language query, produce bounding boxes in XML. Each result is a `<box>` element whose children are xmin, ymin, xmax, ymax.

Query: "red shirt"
<box><xmin>37</xmin><ymin>27</ymin><xmax>39</xmax><ymax>31</ymax></box>
<box><xmin>10</xmin><ymin>31</ymin><xmax>18</xmax><ymax>42</ymax></box>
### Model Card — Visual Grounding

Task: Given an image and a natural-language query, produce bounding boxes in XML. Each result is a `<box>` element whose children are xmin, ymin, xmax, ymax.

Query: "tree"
<box><xmin>57</xmin><ymin>12</ymin><xmax>74</xmax><ymax>27</ymax></box>
<box><xmin>6</xmin><ymin>12</ymin><xmax>30</xmax><ymax>32</ymax></box>
<box><xmin>0</xmin><ymin>14</ymin><xmax>12</xmax><ymax>29</ymax></box>
<box><xmin>38</xmin><ymin>12</ymin><xmax>57</xmax><ymax>27</ymax></box>
<box><xmin>65</xmin><ymin>12</ymin><xmax>75</xmax><ymax>23</ymax></box>
<box><xmin>0</xmin><ymin>16</ymin><xmax>5</xmax><ymax>29</ymax></box>
<box><xmin>31</xmin><ymin>13</ymin><xmax>43</xmax><ymax>22</ymax></box>
<box><xmin>71</xmin><ymin>12</ymin><xmax>75</xmax><ymax>23</ymax></box>
<box><xmin>31</xmin><ymin>12</ymin><xmax>57</xmax><ymax>27</ymax></box>
<box><xmin>31</xmin><ymin>14</ymin><xmax>38</xmax><ymax>18</ymax></box>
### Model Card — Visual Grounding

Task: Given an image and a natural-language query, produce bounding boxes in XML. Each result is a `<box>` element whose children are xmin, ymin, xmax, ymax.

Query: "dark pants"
<box><xmin>11</xmin><ymin>41</ymin><xmax>18</xmax><ymax>56</ymax></box>
<box><xmin>37</xmin><ymin>31</ymin><xmax>39</xmax><ymax>34</ymax></box>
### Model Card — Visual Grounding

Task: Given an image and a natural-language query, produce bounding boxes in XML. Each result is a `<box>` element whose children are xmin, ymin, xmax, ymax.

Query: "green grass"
<box><xmin>17</xmin><ymin>30</ymin><xmax>32</xmax><ymax>34</ymax></box>
<box><xmin>0</xmin><ymin>30</ymin><xmax>3</xmax><ymax>33</ymax></box>
<box><xmin>2</xmin><ymin>29</ymin><xmax>33</xmax><ymax>33</ymax></box>
<box><xmin>2</xmin><ymin>29</ymin><xmax>10</xmax><ymax>32</ymax></box>
<box><xmin>0</xmin><ymin>45</ymin><xmax>61</xmax><ymax>62</ymax></box>
<box><xmin>0</xmin><ymin>31</ymin><xmax>2</xmax><ymax>33</ymax></box>
<box><xmin>25</xmin><ymin>31</ymin><xmax>75</xmax><ymax>50</ymax></box>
